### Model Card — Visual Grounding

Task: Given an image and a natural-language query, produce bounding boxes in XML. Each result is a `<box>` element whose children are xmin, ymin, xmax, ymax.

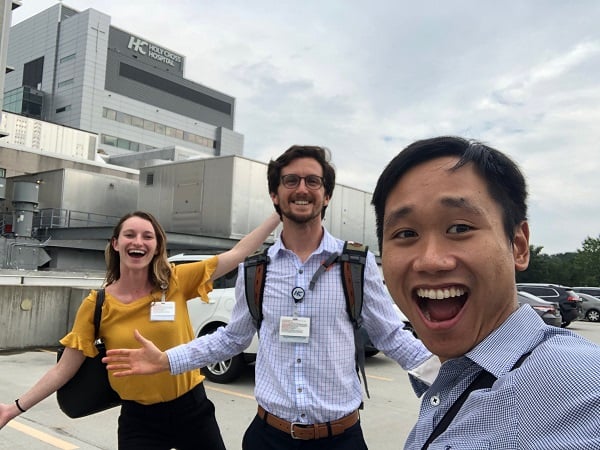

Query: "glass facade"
<box><xmin>102</xmin><ymin>107</ymin><xmax>216</xmax><ymax>149</ymax></box>
<box><xmin>3</xmin><ymin>86</ymin><xmax>44</xmax><ymax>119</ymax></box>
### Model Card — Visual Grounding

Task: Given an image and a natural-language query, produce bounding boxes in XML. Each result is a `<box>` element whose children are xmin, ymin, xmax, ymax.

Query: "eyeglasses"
<box><xmin>280</xmin><ymin>174</ymin><xmax>324</xmax><ymax>190</ymax></box>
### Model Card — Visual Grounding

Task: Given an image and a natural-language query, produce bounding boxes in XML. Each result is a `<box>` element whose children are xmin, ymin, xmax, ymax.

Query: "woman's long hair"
<box><xmin>104</xmin><ymin>211</ymin><xmax>171</xmax><ymax>290</ymax></box>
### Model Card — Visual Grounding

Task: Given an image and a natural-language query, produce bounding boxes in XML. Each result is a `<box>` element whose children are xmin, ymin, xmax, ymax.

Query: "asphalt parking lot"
<box><xmin>1</xmin><ymin>321</ymin><xmax>599</xmax><ymax>450</ymax></box>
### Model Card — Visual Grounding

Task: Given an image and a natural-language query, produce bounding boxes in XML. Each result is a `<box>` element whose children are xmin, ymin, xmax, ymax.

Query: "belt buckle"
<box><xmin>290</xmin><ymin>422</ymin><xmax>307</xmax><ymax>440</ymax></box>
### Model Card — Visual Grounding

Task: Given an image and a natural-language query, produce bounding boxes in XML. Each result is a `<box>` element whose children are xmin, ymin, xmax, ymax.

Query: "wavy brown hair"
<box><xmin>104</xmin><ymin>211</ymin><xmax>171</xmax><ymax>290</ymax></box>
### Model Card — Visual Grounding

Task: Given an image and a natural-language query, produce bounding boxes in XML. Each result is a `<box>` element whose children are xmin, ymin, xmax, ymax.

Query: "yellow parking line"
<box><xmin>366</xmin><ymin>374</ymin><xmax>393</xmax><ymax>381</ymax></box>
<box><xmin>8</xmin><ymin>421</ymin><xmax>79</xmax><ymax>449</ymax></box>
<box><xmin>205</xmin><ymin>385</ymin><xmax>256</xmax><ymax>400</ymax></box>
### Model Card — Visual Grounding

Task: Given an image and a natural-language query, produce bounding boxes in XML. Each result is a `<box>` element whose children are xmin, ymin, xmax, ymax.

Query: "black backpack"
<box><xmin>244</xmin><ymin>241</ymin><xmax>372</xmax><ymax>397</ymax></box>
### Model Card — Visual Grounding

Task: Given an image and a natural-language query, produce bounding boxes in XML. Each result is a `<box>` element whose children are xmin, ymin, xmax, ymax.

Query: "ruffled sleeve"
<box><xmin>59</xmin><ymin>290</ymin><xmax>101</xmax><ymax>358</ymax></box>
<box><xmin>170</xmin><ymin>256</ymin><xmax>217</xmax><ymax>303</ymax></box>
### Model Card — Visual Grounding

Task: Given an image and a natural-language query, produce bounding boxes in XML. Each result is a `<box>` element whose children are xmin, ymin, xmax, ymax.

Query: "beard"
<box><xmin>280</xmin><ymin>202</ymin><xmax>323</xmax><ymax>225</ymax></box>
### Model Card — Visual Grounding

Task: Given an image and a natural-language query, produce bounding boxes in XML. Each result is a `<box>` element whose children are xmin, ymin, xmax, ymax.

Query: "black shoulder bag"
<box><xmin>56</xmin><ymin>289</ymin><xmax>121</xmax><ymax>418</ymax></box>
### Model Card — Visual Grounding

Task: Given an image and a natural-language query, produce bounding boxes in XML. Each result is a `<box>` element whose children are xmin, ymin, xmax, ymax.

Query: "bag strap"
<box><xmin>93</xmin><ymin>289</ymin><xmax>105</xmax><ymax>344</ymax></box>
<box><xmin>244</xmin><ymin>248</ymin><xmax>269</xmax><ymax>336</ymax></box>
<box><xmin>339</xmin><ymin>241</ymin><xmax>369</xmax><ymax>398</ymax></box>
<box><xmin>421</xmin><ymin>351</ymin><xmax>532</xmax><ymax>449</ymax></box>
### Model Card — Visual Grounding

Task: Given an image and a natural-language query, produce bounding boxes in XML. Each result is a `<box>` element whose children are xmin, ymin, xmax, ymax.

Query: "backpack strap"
<box><xmin>244</xmin><ymin>248</ymin><xmax>270</xmax><ymax>336</ymax></box>
<box><xmin>93</xmin><ymin>289</ymin><xmax>106</xmax><ymax>350</ymax></box>
<box><xmin>93</xmin><ymin>289</ymin><xmax>106</xmax><ymax>338</ymax></box>
<box><xmin>243</xmin><ymin>241</ymin><xmax>371</xmax><ymax>399</ymax></box>
<box><xmin>339</xmin><ymin>241</ymin><xmax>370</xmax><ymax>398</ymax></box>
<box><xmin>421</xmin><ymin>351</ymin><xmax>532</xmax><ymax>450</ymax></box>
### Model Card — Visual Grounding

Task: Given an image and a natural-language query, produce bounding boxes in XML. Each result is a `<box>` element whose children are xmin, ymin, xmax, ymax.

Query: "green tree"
<box><xmin>517</xmin><ymin>245</ymin><xmax>549</xmax><ymax>282</ymax></box>
<box><xmin>572</xmin><ymin>235</ymin><xmax>600</xmax><ymax>286</ymax></box>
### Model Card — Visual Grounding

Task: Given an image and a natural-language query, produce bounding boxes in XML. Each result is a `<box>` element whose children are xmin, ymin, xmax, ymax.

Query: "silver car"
<box><xmin>517</xmin><ymin>291</ymin><xmax>562</xmax><ymax>327</ymax></box>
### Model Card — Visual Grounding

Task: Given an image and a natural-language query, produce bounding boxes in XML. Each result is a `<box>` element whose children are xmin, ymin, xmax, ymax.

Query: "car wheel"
<box><xmin>586</xmin><ymin>309</ymin><xmax>600</xmax><ymax>322</ymax></box>
<box><xmin>561</xmin><ymin>321</ymin><xmax>571</xmax><ymax>328</ymax></box>
<box><xmin>199</xmin><ymin>326</ymin><xmax>246</xmax><ymax>384</ymax></box>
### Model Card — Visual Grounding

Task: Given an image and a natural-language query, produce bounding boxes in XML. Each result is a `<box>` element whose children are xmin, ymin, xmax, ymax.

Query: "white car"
<box><xmin>169</xmin><ymin>253</ymin><xmax>416</xmax><ymax>383</ymax></box>
<box><xmin>168</xmin><ymin>253</ymin><xmax>259</xmax><ymax>383</ymax></box>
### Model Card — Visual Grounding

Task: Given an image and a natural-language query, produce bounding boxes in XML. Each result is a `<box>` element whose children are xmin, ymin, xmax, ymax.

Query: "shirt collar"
<box><xmin>465</xmin><ymin>305</ymin><xmax>545</xmax><ymax>377</ymax></box>
<box><xmin>270</xmin><ymin>227</ymin><xmax>338</xmax><ymax>258</ymax></box>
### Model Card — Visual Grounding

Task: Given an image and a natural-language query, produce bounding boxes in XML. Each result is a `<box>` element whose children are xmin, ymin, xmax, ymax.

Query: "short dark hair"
<box><xmin>371</xmin><ymin>136</ymin><xmax>528</xmax><ymax>252</ymax></box>
<box><xmin>267</xmin><ymin>145</ymin><xmax>336</xmax><ymax>218</ymax></box>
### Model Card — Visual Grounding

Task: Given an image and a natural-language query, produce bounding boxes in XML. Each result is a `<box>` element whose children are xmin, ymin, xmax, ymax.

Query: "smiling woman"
<box><xmin>0</xmin><ymin>210</ymin><xmax>280</xmax><ymax>449</ymax></box>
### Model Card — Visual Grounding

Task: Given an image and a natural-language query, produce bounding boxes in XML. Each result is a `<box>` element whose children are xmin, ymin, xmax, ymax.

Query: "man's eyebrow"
<box><xmin>383</xmin><ymin>205</ymin><xmax>413</xmax><ymax>229</ymax></box>
<box><xmin>440</xmin><ymin>196</ymin><xmax>484</xmax><ymax>215</ymax></box>
<box><xmin>383</xmin><ymin>197</ymin><xmax>484</xmax><ymax>229</ymax></box>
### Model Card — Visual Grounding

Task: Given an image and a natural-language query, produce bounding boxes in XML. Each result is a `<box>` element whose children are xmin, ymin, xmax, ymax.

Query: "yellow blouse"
<box><xmin>60</xmin><ymin>256</ymin><xmax>218</xmax><ymax>405</ymax></box>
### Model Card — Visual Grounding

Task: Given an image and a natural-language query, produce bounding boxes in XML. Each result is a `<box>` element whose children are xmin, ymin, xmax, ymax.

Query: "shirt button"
<box><xmin>301</xmin><ymin>413</ymin><xmax>306</xmax><ymax>418</ymax></box>
<box><xmin>430</xmin><ymin>395</ymin><xmax>440</xmax><ymax>406</ymax></box>
<box><xmin>297</xmin><ymin>358</ymin><xmax>301</xmax><ymax>363</ymax></box>
<box><xmin>298</xmin><ymin>388</ymin><xmax>303</xmax><ymax>393</ymax></box>
<box><xmin>299</xmin><ymin>269</ymin><xmax>303</xmax><ymax>274</ymax></box>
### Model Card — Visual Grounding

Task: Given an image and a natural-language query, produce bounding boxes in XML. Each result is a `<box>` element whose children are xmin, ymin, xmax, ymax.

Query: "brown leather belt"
<box><xmin>257</xmin><ymin>405</ymin><xmax>359</xmax><ymax>440</ymax></box>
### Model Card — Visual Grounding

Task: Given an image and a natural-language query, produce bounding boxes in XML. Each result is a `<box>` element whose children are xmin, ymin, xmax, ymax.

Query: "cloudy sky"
<box><xmin>12</xmin><ymin>1</ymin><xmax>600</xmax><ymax>254</ymax></box>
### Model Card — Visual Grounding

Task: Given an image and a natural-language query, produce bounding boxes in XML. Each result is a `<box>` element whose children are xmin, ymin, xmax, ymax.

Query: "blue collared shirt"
<box><xmin>168</xmin><ymin>228</ymin><xmax>431</xmax><ymax>423</ymax></box>
<box><xmin>407</xmin><ymin>305</ymin><xmax>600</xmax><ymax>449</ymax></box>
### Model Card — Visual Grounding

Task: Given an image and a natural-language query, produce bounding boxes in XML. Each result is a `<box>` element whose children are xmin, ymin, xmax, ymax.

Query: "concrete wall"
<box><xmin>0</xmin><ymin>284</ymin><xmax>102</xmax><ymax>350</ymax></box>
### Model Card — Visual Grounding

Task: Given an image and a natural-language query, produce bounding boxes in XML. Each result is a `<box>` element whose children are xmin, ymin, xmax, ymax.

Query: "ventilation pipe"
<box><xmin>12</xmin><ymin>181</ymin><xmax>39</xmax><ymax>237</ymax></box>
<box><xmin>0</xmin><ymin>167</ymin><xmax>5</xmax><ymax>201</ymax></box>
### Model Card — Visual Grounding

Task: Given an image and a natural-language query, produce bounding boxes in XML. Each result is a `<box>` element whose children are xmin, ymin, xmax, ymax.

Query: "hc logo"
<box><xmin>128</xmin><ymin>36</ymin><xmax>148</xmax><ymax>55</ymax></box>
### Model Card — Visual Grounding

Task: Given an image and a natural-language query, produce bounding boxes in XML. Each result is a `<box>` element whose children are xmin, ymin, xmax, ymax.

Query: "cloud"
<box><xmin>10</xmin><ymin>0</ymin><xmax>600</xmax><ymax>253</ymax></box>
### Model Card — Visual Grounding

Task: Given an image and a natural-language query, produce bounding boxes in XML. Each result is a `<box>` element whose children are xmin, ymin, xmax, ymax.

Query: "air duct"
<box><xmin>12</xmin><ymin>181</ymin><xmax>39</xmax><ymax>237</ymax></box>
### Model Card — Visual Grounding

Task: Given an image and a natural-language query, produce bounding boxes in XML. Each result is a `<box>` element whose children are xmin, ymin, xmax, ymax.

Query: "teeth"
<box><xmin>417</xmin><ymin>287</ymin><xmax>465</xmax><ymax>300</ymax></box>
<box><xmin>294</xmin><ymin>200</ymin><xmax>309</xmax><ymax>205</ymax></box>
<box><xmin>128</xmin><ymin>250</ymin><xmax>146</xmax><ymax>255</ymax></box>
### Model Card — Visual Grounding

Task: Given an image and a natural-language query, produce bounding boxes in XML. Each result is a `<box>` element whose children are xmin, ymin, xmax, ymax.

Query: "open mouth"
<box><xmin>127</xmin><ymin>249</ymin><xmax>147</xmax><ymax>259</ymax></box>
<box><xmin>293</xmin><ymin>199</ymin><xmax>310</xmax><ymax>206</ymax></box>
<box><xmin>415</xmin><ymin>287</ymin><xmax>468</xmax><ymax>322</ymax></box>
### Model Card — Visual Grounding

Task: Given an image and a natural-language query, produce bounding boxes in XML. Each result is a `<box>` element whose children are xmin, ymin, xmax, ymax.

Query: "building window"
<box><xmin>58</xmin><ymin>78</ymin><xmax>74</xmax><ymax>88</ymax></box>
<box><xmin>131</xmin><ymin>116</ymin><xmax>144</xmax><ymax>128</ymax></box>
<box><xmin>100</xmin><ymin>106</ymin><xmax>215</xmax><ymax>148</ymax></box>
<box><xmin>23</xmin><ymin>57</ymin><xmax>44</xmax><ymax>89</ymax></box>
<box><xmin>56</xmin><ymin>105</ymin><xmax>71</xmax><ymax>113</ymax></box>
<box><xmin>143</xmin><ymin>119</ymin><xmax>155</xmax><ymax>132</ymax></box>
<box><xmin>146</xmin><ymin>173</ymin><xmax>154</xmax><ymax>186</ymax></box>
<box><xmin>116</xmin><ymin>111</ymin><xmax>132</xmax><ymax>125</ymax></box>
<box><xmin>59</xmin><ymin>53</ymin><xmax>76</xmax><ymax>63</ymax></box>
<box><xmin>102</xmin><ymin>107</ymin><xmax>116</xmax><ymax>120</ymax></box>
<box><xmin>102</xmin><ymin>134</ymin><xmax>117</xmax><ymax>146</ymax></box>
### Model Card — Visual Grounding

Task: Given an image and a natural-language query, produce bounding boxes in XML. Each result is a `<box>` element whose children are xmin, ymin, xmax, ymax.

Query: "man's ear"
<box><xmin>270</xmin><ymin>192</ymin><xmax>279</xmax><ymax>206</ymax></box>
<box><xmin>513</xmin><ymin>221</ymin><xmax>530</xmax><ymax>272</ymax></box>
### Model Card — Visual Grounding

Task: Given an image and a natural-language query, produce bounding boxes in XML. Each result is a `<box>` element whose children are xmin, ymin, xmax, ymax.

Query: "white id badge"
<box><xmin>279</xmin><ymin>316</ymin><xmax>310</xmax><ymax>343</ymax></box>
<box><xmin>150</xmin><ymin>301</ymin><xmax>175</xmax><ymax>321</ymax></box>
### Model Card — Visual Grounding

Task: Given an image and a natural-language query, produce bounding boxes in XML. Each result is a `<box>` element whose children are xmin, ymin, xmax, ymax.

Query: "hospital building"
<box><xmin>3</xmin><ymin>2</ymin><xmax>243</xmax><ymax>163</ymax></box>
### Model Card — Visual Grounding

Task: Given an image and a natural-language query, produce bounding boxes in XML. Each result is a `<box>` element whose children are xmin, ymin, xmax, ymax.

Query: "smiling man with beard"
<box><xmin>102</xmin><ymin>145</ymin><xmax>438</xmax><ymax>450</ymax></box>
<box><xmin>371</xmin><ymin>136</ymin><xmax>600</xmax><ymax>449</ymax></box>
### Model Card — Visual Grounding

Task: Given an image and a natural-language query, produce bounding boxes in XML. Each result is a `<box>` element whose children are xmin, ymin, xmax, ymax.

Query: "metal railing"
<box><xmin>34</xmin><ymin>208</ymin><xmax>121</xmax><ymax>229</ymax></box>
<box><xmin>0</xmin><ymin>209</ymin><xmax>121</xmax><ymax>235</ymax></box>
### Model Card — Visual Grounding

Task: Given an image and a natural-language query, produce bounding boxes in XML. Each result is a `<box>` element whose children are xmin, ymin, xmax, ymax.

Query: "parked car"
<box><xmin>572</xmin><ymin>292</ymin><xmax>600</xmax><ymax>323</ymax></box>
<box><xmin>516</xmin><ymin>283</ymin><xmax>583</xmax><ymax>327</ymax></box>
<box><xmin>572</xmin><ymin>287</ymin><xmax>600</xmax><ymax>299</ymax></box>
<box><xmin>169</xmin><ymin>253</ymin><xmax>383</xmax><ymax>383</ymax></box>
<box><xmin>517</xmin><ymin>291</ymin><xmax>562</xmax><ymax>327</ymax></box>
